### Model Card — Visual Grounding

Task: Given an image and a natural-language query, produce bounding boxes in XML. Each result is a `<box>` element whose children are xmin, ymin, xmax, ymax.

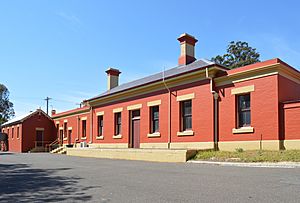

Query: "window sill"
<box><xmin>63</xmin><ymin>137</ymin><xmax>68</xmax><ymax>141</ymax></box>
<box><xmin>113</xmin><ymin>134</ymin><xmax>122</xmax><ymax>139</ymax></box>
<box><xmin>147</xmin><ymin>132</ymin><xmax>161</xmax><ymax>138</ymax></box>
<box><xmin>81</xmin><ymin>137</ymin><xmax>87</xmax><ymax>140</ymax></box>
<box><xmin>177</xmin><ymin>130</ymin><xmax>194</xmax><ymax>136</ymax></box>
<box><xmin>232</xmin><ymin>127</ymin><xmax>254</xmax><ymax>134</ymax></box>
<box><xmin>96</xmin><ymin>136</ymin><xmax>104</xmax><ymax>140</ymax></box>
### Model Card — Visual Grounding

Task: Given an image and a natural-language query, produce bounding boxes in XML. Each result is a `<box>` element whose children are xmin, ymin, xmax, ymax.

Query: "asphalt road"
<box><xmin>0</xmin><ymin>152</ymin><xmax>300</xmax><ymax>203</ymax></box>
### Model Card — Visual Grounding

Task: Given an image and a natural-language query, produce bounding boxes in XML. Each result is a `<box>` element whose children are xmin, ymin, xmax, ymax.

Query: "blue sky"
<box><xmin>1</xmin><ymin>0</ymin><xmax>300</xmax><ymax>117</ymax></box>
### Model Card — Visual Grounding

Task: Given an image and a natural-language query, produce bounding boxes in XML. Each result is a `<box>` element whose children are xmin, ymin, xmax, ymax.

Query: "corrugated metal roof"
<box><xmin>1</xmin><ymin>111</ymin><xmax>35</xmax><ymax>126</ymax></box>
<box><xmin>52</xmin><ymin>106</ymin><xmax>90</xmax><ymax>119</ymax></box>
<box><xmin>87</xmin><ymin>59</ymin><xmax>224</xmax><ymax>101</ymax></box>
<box><xmin>1</xmin><ymin>109</ymin><xmax>51</xmax><ymax>127</ymax></box>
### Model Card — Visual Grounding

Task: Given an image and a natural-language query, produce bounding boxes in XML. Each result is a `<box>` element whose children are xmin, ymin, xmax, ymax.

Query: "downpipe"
<box><xmin>206</xmin><ymin>68</ymin><xmax>219</xmax><ymax>151</ymax></box>
<box><xmin>162</xmin><ymin>69</ymin><xmax>171</xmax><ymax>149</ymax></box>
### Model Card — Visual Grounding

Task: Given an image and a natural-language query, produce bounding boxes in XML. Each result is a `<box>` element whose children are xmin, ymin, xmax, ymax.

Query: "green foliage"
<box><xmin>212</xmin><ymin>41</ymin><xmax>260</xmax><ymax>69</ymax></box>
<box><xmin>235</xmin><ymin>148</ymin><xmax>244</xmax><ymax>153</ymax></box>
<box><xmin>0</xmin><ymin>84</ymin><xmax>15</xmax><ymax>125</ymax></box>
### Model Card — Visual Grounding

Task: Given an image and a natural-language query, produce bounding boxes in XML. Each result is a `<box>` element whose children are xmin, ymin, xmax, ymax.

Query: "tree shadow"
<box><xmin>0</xmin><ymin>163</ymin><xmax>100</xmax><ymax>202</ymax></box>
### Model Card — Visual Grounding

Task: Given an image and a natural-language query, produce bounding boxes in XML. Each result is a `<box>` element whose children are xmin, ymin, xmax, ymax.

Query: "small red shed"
<box><xmin>1</xmin><ymin>109</ymin><xmax>56</xmax><ymax>153</ymax></box>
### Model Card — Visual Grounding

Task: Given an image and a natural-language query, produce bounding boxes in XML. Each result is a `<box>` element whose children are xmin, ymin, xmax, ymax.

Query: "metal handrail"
<box><xmin>49</xmin><ymin>138</ymin><xmax>59</xmax><ymax>146</ymax></box>
<box><xmin>47</xmin><ymin>138</ymin><xmax>60</xmax><ymax>152</ymax></box>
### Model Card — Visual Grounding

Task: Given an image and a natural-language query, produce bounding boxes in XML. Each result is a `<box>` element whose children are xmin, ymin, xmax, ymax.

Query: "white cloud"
<box><xmin>57</xmin><ymin>11</ymin><xmax>82</xmax><ymax>26</ymax></box>
<box><xmin>69</xmin><ymin>90</ymin><xmax>98</xmax><ymax>98</ymax></box>
<box><xmin>253</xmin><ymin>33</ymin><xmax>300</xmax><ymax>69</ymax></box>
<box><xmin>273</xmin><ymin>39</ymin><xmax>300</xmax><ymax>58</ymax></box>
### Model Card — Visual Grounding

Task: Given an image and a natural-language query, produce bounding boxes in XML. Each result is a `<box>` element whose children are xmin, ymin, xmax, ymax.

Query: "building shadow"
<box><xmin>0</xmin><ymin>152</ymin><xmax>13</xmax><ymax>155</ymax></box>
<box><xmin>0</xmin><ymin>163</ymin><xmax>99</xmax><ymax>202</ymax></box>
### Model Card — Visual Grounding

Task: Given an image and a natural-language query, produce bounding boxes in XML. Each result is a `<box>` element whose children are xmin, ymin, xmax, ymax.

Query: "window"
<box><xmin>12</xmin><ymin>128</ymin><xmax>14</xmax><ymax>139</ymax></box>
<box><xmin>17</xmin><ymin>127</ymin><xmax>19</xmax><ymax>139</ymax></box>
<box><xmin>7</xmin><ymin>129</ymin><xmax>9</xmax><ymax>137</ymax></box>
<box><xmin>237</xmin><ymin>94</ymin><xmax>251</xmax><ymax>127</ymax></box>
<box><xmin>97</xmin><ymin>116</ymin><xmax>104</xmax><ymax>136</ymax></box>
<box><xmin>64</xmin><ymin>123</ymin><xmax>67</xmax><ymax>138</ymax></box>
<box><xmin>150</xmin><ymin>106</ymin><xmax>159</xmax><ymax>133</ymax></box>
<box><xmin>114</xmin><ymin>112</ymin><xmax>121</xmax><ymax>135</ymax></box>
<box><xmin>181</xmin><ymin>100</ymin><xmax>192</xmax><ymax>131</ymax></box>
<box><xmin>82</xmin><ymin>120</ymin><xmax>87</xmax><ymax>138</ymax></box>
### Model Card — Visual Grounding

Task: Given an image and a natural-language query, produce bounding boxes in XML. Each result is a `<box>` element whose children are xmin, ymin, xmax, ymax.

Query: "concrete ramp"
<box><xmin>66</xmin><ymin>148</ymin><xmax>197</xmax><ymax>163</ymax></box>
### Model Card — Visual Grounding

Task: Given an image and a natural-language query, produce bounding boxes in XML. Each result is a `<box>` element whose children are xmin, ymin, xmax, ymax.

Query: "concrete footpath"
<box><xmin>188</xmin><ymin>160</ymin><xmax>300</xmax><ymax>168</ymax></box>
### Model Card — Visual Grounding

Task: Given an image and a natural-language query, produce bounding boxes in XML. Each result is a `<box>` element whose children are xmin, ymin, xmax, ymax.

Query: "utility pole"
<box><xmin>44</xmin><ymin>97</ymin><xmax>52</xmax><ymax>115</ymax></box>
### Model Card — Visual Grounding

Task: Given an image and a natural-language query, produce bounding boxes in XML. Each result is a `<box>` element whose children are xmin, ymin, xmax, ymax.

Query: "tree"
<box><xmin>0</xmin><ymin>84</ymin><xmax>15</xmax><ymax>125</ymax></box>
<box><xmin>211</xmin><ymin>41</ymin><xmax>260</xmax><ymax>69</ymax></box>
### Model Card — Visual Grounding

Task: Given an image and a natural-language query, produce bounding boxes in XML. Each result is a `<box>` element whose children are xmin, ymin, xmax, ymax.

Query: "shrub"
<box><xmin>235</xmin><ymin>148</ymin><xmax>244</xmax><ymax>153</ymax></box>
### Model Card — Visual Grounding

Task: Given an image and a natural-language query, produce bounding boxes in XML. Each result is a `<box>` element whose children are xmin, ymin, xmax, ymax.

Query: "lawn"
<box><xmin>193</xmin><ymin>150</ymin><xmax>300</xmax><ymax>162</ymax></box>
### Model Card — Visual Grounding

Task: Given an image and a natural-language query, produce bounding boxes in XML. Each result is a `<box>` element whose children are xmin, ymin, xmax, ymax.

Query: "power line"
<box><xmin>12</xmin><ymin>96</ymin><xmax>81</xmax><ymax>105</ymax></box>
<box><xmin>52</xmin><ymin>98</ymin><xmax>80</xmax><ymax>104</ymax></box>
<box><xmin>13</xmin><ymin>96</ymin><xmax>84</xmax><ymax>113</ymax></box>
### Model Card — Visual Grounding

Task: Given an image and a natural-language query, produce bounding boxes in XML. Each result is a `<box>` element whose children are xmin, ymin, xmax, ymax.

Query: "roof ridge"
<box><xmin>86</xmin><ymin>59</ymin><xmax>221</xmax><ymax>102</ymax></box>
<box><xmin>1</xmin><ymin>109</ymin><xmax>52</xmax><ymax>127</ymax></box>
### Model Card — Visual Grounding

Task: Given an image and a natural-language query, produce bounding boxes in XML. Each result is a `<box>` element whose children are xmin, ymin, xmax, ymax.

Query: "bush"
<box><xmin>235</xmin><ymin>148</ymin><xmax>244</xmax><ymax>153</ymax></box>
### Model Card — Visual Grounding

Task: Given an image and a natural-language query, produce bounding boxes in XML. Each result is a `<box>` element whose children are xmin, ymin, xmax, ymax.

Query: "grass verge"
<box><xmin>193</xmin><ymin>150</ymin><xmax>300</xmax><ymax>162</ymax></box>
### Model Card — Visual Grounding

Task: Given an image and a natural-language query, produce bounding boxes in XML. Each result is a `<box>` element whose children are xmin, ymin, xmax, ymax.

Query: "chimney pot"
<box><xmin>177</xmin><ymin>33</ymin><xmax>198</xmax><ymax>65</ymax></box>
<box><xmin>106</xmin><ymin>68</ymin><xmax>121</xmax><ymax>90</ymax></box>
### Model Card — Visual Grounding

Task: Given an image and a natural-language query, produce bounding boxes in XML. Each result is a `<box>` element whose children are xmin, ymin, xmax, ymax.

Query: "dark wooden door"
<box><xmin>131</xmin><ymin>110</ymin><xmax>140</xmax><ymax>148</ymax></box>
<box><xmin>36</xmin><ymin>130</ymin><xmax>43</xmax><ymax>147</ymax></box>
<box><xmin>68</xmin><ymin>130</ymin><xmax>72</xmax><ymax>145</ymax></box>
<box><xmin>59</xmin><ymin>130</ymin><xmax>63</xmax><ymax>145</ymax></box>
<box><xmin>132</xmin><ymin>119</ymin><xmax>140</xmax><ymax>148</ymax></box>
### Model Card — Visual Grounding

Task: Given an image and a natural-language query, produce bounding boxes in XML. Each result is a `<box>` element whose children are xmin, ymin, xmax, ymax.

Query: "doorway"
<box><xmin>59</xmin><ymin>129</ymin><xmax>63</xmax><ymax>145</ymax></box>
<box><xmin>130</xmin><ymin>110</ymin><xmax>140</xmax><ymax>148</ymax></box>
<box><xmin>68</xmin><ymin>129</ymin><xmax>72</xmax><ymax>145</ymax></box>
<box><xmin>36</xmin><ymin>130</ymin><xmax>44</xmax><ymax>147</ymax></box>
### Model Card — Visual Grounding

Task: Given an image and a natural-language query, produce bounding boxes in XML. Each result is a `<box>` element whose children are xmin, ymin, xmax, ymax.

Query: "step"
<box><xmin>58</xmin><ymin>148</ymin><xmax>67</xmax><ymax>154</ymax></box>
<box><xmin>66</xmin><ymin>148</ymin><xmax>197</xmax><ymax>163</ymax></box>
<box><xmin>50</xmin><ymin>146</ymin><xmax>64</xmax><ymax>154</ymax></box>
<box><xmin>30</xmin><ymin>147</ymin><xmax>47</xmax><ymax>153</ymax></box>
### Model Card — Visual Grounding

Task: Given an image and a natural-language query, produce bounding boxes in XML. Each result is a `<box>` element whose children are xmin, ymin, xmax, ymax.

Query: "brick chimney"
<box><xmin>51</xmin><ymin>110</ymin><xmax>56</xmax><ymax>116</ymax></box>
<box><xmin>105</xmin><ymin>68</ymin><xmax>121</xmax><ymax>90</ymax></box>
<box><xmin>177</xmin><ymin>33</ymin><xmax>198</xmax><ymax>65</ymax></box>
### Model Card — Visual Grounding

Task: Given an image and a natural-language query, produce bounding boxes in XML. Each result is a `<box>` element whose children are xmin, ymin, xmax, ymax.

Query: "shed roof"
<box><xmin>1</xmin><ymin>109</ymin><xmax>51</xmax><ymax>127</ymax></box>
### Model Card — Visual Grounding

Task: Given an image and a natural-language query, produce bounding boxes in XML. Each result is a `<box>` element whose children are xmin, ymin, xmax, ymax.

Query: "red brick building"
<box><xmin>1</xmin><ymin>109</ymin><xmax>56</xmax><ymax>152</ymax></box>
<box><xmin>2</xmin><ymin>33</ymin><xmax>298</xmax><ymax>153</ymax></box>
<box><xmin>52</xmin><ymin>33</ymin><xmax>300</xmax><ymax>151</ymax></box>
